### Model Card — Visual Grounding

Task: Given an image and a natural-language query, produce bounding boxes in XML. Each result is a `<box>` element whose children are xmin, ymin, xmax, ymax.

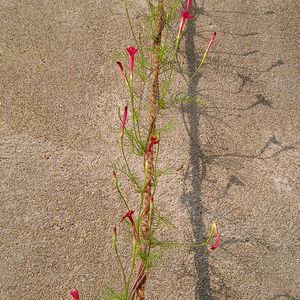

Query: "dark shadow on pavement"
<box><xmin>177</xmin><ymin>2</ymin><xmax>297</xmax><ymax>299</ymax></box>
<box><xmin>179</xmin><ymin>2</ymin><xmax>212</xmax><ymax>299</ymax></box>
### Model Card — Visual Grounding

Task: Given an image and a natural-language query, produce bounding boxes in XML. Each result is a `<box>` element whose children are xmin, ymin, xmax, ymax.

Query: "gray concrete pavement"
<box><xmin>0</xmin><ymin>0</ymin><xmax>299</xmax><ymax>299</ymax></box>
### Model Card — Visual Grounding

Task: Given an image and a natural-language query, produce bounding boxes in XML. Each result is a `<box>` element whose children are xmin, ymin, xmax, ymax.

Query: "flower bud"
<box><xmin>70</xmin><ymin>289</ymin><xmax>80</xmax><ymax>300</ymax></box>
<box><xmin>116</xmin><ymin>61</ymin><xmax>126</xmax><ymax>81</ymax></box>
<box><xmin>211</xmin><ymin>231</ymin><xmax>220</xmax><ymax>251</ymax></box>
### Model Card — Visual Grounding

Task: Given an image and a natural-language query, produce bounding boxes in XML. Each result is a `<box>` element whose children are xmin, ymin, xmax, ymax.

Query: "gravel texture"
<box><xmin>0</xmin><ymin>0</ymin><xmax>299</xmax><ymax>299</ymax></box>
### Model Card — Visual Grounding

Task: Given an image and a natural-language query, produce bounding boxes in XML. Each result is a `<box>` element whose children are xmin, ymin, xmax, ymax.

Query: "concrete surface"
<box><xmin>0</xmin><ymin>0</ymin><xmax>299</xmax><ymax>299</ymax></box>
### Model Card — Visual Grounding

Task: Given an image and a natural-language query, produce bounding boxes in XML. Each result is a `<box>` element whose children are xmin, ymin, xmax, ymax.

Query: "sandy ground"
<box><xmin>0</xmin><ymin>0</ymin><xmax>299</xmax><ymax>299</ymax></box>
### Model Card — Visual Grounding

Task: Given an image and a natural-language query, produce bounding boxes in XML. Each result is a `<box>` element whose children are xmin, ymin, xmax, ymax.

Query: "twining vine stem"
<box><xmin>131</xmin><ymin>1</ymin><xmax>165</xmax><ymax>299</ymax></box>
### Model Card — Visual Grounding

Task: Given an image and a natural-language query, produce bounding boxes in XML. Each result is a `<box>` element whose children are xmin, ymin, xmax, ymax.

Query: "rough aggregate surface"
<box><xmin>0</xmin><ymin>0</ymin><xmax>299</xmax><ymax>299</ymax></box>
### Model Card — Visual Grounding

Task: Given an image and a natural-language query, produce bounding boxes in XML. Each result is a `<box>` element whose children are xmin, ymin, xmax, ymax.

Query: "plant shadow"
<box><xmin>179</xmin><ymin>2</ymin><xmax>213</xmax><ymax>299</ymax></box>
<box><xmin>177</xmin><ymin>1</ymin><xmax>296</xmax><ymax>299</ymax></box>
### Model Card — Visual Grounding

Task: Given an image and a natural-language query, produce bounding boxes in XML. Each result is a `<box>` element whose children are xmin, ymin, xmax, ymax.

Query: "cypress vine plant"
<box><xmin>71</xmin><ymin>1</ymin><xmax>220</xmax><ymax>299</ymax></box>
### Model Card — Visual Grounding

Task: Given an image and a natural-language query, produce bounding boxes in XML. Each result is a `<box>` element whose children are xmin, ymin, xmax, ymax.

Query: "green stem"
<box><xmin>124</xmin><ymin>0</ymin><xmax>144</xmax><ymax>57</ymax></box>
<box><xmin>114</xmin><ymin>176</ymin><xmax>130</xmax><ymax>211</ymax></box>
<box><xmin>127</xmin><ymin>239</ymin><xmax>137</xmax><ymax>297</ymax></box>
<box><xmin>148</xmin><ymin>199</ymin><xmax>155</xmax><ymax>248</ymax></box>
<box><xmin>129</xmin><ymin>79</ymin><xmax>142</xmax><ymax>143</ymax></box>
<box><xmin>152</xmin><ymin>143</ymin><xmax>160</xmax><ymax>197</ymax></box>
<box><xmin>120</xmin><ymin>136</ymin><xmax>141</xmax><ymax>192</ymax></box>
<box><xmin>154</xmin><ymin>223</ymin><xmax>217</xmax><ymax>248</ymax></box>
<box><xmin>113</xmin><ymin>234</ymin><xmax>128</xmax><ymax>295</ymax></box>
<box><xmin>188</xmin><ymin>51</ymin><xmax>208</xmax><ymax>81</ymax></box>
<box><xmin>161</xmin><ymin>32</ymin><xmax>182</xmax><ymax>102</ymax></box>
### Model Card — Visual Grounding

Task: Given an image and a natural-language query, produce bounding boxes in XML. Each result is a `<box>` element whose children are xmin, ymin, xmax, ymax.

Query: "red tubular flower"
<box><xmin>145</xmin><ymin>136</ymin><xmax>159</xmax><ymax>157</ymax></box>
<box><xmin>121</xmin><ymin>209</ymin><xmax>136</xmax><ymax>238</ymax></box>
<box><xmin>112</xmin><ymin>225</ymin><xmax>117</xmax><ymax>238</ymax></box>
<box><xmin>211</xmin><ymin>231</ymin><xmax>220</xmax><ymax>250</ymax></box>
<box><xmin>186</xmin><ymin>0</ymin><xmax>193</xmax><ymax>11</ymax></box>
<box><xmin>126</xmin><ymin>47</ymin><xmax>138</xmax><ymax>75</ymax></box>
<box><xmin>207</xmin><ymin>32</ymin><xmax>217</xmax><ymax>52</ymax></box>
<box><xmin>116</xmin><ymin>61</ymin><xmax>126</xmax><ymax>81</ymax></box>
<box><xmin>121</xmin><ymin>209</ymin><xmax>134</xmax><ymax>223</ymax></box>
<box><xmin>120</xmin><ymin>105</ymin><xmax>128</xmax><ymax>138</ymax></box>
<box><xmin>70</xmin><ymin>289</ymin><xmax>80</xmax><ymax>300</ymax></box>
<box><xmin>178</xmin><ymin>10</ymin><xmax>193</xmax><ymax>36</ymax></box>
<box><xmin>198</xmin><ymin>32</ymin><xmax>217</xmax><ymax>68</ymax></box>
